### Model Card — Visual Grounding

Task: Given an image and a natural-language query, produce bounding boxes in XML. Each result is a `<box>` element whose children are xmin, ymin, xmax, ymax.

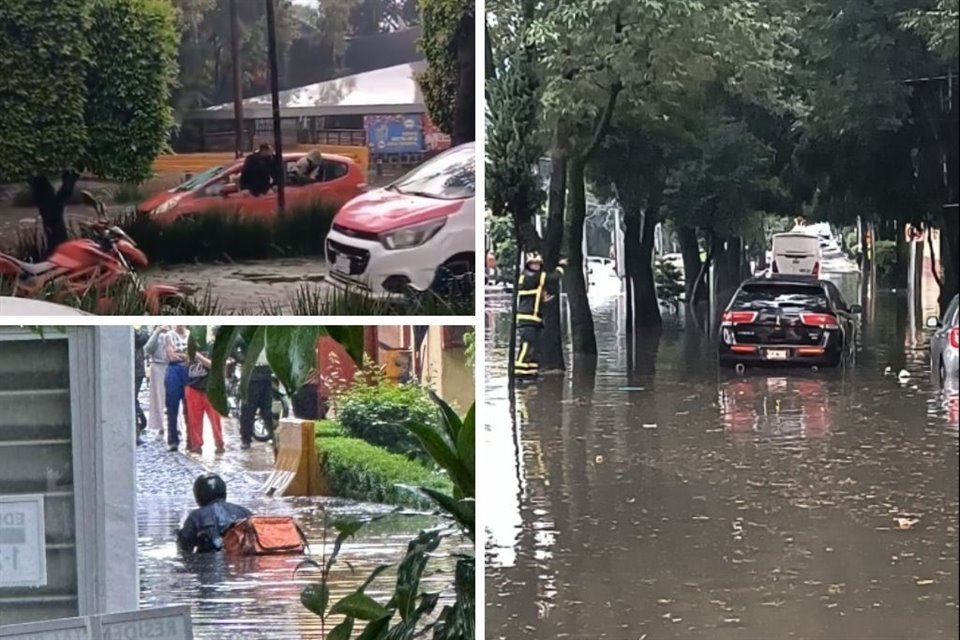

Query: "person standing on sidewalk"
<box><xmin>185</xmin><ymin>343</ymin><xmax>225</xmax><ymax>455</ymax></box>
<box><xmin>164</xmin><ymin>326</ymin><xmax>191</xmax><ymax>452</ymax></box>
<box><xmin>239</xmin><ymin>348</ymin><xmax>273</xmax><ymax>450</ymax></box>
<box><xmin>145</xmin><ymin>326</ymin><xmax>171</xmax><ymax>440</ymax></box>
<box><xmin>133</xmin><ymin>327</ymin><xmax>150</xmax><ymax>446</ymax></box>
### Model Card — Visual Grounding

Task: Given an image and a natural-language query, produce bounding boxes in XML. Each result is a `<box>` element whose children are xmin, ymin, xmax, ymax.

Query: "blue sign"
<box><xmin>364</xmin><ymin>115</ymin><xmax>423</xmax><ymax>154</ymax></box>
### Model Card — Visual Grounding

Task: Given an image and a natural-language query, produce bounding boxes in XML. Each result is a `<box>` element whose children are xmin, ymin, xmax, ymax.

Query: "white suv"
<box><xmin>325</xmin><ymin>143</ymin><xmax>475</xmax><ymax>296</ymax></box>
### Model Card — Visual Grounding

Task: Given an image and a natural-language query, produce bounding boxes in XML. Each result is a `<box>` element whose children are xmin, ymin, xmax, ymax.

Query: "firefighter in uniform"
<box><xmin>515</xmin><ymin>252</ymin><xmax>566</xmax><ymax>379</ymax></box>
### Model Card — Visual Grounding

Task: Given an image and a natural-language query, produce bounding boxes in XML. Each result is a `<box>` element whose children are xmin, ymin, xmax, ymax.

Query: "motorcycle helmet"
<box><xmin>193</xmin><ymin>473</ymin><xmax>227</xmax><ymax>507</ymax></box>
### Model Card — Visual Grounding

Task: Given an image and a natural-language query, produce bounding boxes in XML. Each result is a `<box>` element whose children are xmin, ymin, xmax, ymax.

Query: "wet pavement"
<box><xmin>484</xmin><ymin>278</ymin><xmax>958</xmax><ymax>639</ymax></box>
<box><xmin>135</xmin><ymin>393</ymin><xmax>457</xmax><ymax>639</ymax></box>
<box><xmin>146</xmin><ymin>258</ymin><xmax>330</xmax><ymax>313</ymax></box>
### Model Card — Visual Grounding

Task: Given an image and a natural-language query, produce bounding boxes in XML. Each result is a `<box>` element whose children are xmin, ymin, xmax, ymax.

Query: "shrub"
<box><xmin>112</xmin><ymin>182</ymin><xmax>144</xmax><ymax>204</ymax></box>
<box><xmin>335</xmin><ymin>364</ymin><xmax>439</xmax><ymax>462</ymax></box>
<box><xmin>315</xmin><ymin>435</ymin><xmax>451</xmax><ymax>509</ymax></box>
<box><xmin>874</xmin><ymin>240</ymin><xmax>897</xmax><ymax>277</ymax></box>
<box><xmin>314</xmin><ymin>420</ymin><xmax>346</xmax><ymax>438</ymax></box>
<box><xmin>114</xmin><ymin>197</ymin><xmax>339</xmax><ymax>264</ymax></box>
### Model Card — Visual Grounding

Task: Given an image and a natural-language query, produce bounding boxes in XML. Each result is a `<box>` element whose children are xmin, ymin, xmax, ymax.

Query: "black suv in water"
<box><xmin>718</xmin><ymin>275</ymin><xmax>861</xmax><ymax>368</ymax></box>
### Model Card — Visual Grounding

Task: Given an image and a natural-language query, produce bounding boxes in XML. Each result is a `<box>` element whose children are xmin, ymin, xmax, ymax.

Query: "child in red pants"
<box><xmin>185</xmin><ymin>349</ymin><xmax>224</xmax><ymax>454</ymax></box>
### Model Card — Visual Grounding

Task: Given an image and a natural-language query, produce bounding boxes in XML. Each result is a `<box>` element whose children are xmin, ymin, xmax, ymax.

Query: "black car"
<box><xmin>718</xmin><ymin>275</ymin><xmax>861</xmax><ymax>368</ymax></box>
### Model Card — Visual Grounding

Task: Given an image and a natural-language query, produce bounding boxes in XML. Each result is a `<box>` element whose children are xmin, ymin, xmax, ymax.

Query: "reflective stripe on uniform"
<box><xmin>532</xmin><ymin>272</ymin><xmax>547</xmax><ymax>317</ymax></box>
<box><xmin>516</xmin><ymin>314</ymin><xmax>542</xmax><ymax>323</ymax></box>
<box><xmin>517</xmin><ymin>342</ymin><xmax>529</xmax><ymax>364</ymax></box>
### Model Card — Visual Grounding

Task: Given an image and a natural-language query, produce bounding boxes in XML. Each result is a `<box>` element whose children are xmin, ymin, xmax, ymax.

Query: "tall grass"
<box><xmin>259</xmin><ymin>284</ymin><xmax>474</xmax><ymax>316</ymax></box>
<box><xmin>0</xmin><ymin>276</ymin><xmax>221</xmax><ymax>316</ymax></box>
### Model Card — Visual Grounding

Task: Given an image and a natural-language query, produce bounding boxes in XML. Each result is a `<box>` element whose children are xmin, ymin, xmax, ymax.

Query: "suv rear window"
<box><xmin>735</xmin><ymin>283</ymin><xmax>830</xmax><ymax>312</ymax></box>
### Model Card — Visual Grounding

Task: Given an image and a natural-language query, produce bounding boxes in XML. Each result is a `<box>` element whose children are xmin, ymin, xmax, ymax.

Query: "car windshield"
<box><xmin>735</xmin><ymin>283</ymin><xmax>830</xmax><ymax>313</ymax></box>
<box><xmin>174</xmin><ymin>165</ymin><xmax>226</xmax><ymax>192</ymax></box>
<box><xmin>390</xmin><ymin>145</ymin><xmax>475</xmax><ymax>200</ymax></box>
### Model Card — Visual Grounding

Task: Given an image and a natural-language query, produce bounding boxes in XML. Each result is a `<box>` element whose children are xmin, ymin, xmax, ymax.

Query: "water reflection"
<box><xmin>485</xmin><ymin>289</ymin><xmax>958</xmax><ymax>640</ymax></box>
<box><xmin>719</xmin><ymin>373</ymin><xmax>839</xmax><ymax>443</ymax></box>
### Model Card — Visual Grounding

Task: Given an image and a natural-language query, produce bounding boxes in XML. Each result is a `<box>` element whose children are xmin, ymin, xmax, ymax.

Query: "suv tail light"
<box><xmin>800</xmin><ymin>313</ymin><xmax>839</xmax><ymax>329</ymax></box>
<box><xmin>722</xmin><ymin>311</ymin><xmax>759</xmax><ymax>325</ymax></box>
<box><xmin>812</xmin><ymin>261</ymin><xmax>821</xmax><ymax>277</ymax></box>
<box><xmin>950</xmin><ymin>327</ymin><xmax>959</xmax><ymax>349</ymax></box>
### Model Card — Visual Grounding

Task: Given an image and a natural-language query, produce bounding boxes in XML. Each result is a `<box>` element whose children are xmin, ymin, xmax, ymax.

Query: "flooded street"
<box><xmin>484</xmin><ymin>283</ymin><xmax>958</xmax><ymax>639</ymax></box>
<box><xmin>135</xmin><ymin>407</ymin><xmax>452</xmax><ymax>639</ymax></box>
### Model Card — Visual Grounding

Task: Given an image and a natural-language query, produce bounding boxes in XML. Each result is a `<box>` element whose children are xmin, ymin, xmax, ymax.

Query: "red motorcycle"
<box><xmin>0</xmin><ymin>191</ymin><xmax>189</xmax><ymax>314</ymax></box>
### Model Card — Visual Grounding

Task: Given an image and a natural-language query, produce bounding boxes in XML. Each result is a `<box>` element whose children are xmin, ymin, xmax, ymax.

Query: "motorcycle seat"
<box><xmin>16</xmin><ymin>260</ymin><xmax>57</xmax><ymax>277</ymax></box>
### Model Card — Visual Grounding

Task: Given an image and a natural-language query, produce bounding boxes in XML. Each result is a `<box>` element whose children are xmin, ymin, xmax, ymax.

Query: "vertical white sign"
<box><xmin>0</xmin><ymin>495</ymin><xmax>47</xmax><ymax>588</ymax></box>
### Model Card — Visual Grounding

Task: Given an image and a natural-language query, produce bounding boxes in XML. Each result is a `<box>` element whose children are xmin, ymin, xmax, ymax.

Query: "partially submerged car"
<box><xmin>719</xmin><ymin>275</ymin><xmax>861</xmax><ymax>368</ymax></box>
<box><xmin>138</xmin><ymin>153</ymin><xmax>366</xmax><ymax>224</ymax></box>
<box><xmin>324</xmin><ymin>143</ymin><xmax>475</xmax><ymax>297</ymax></box>
<box><xmin>926</xmin><ymin>294</ymin><xmax>959</xmax><ymax>383</ymax></box>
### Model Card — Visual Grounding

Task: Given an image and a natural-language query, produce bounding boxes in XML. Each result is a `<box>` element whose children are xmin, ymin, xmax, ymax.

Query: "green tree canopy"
<box><xmin>0</xmin><ymin>0</ymin><xmax>179</xmax><ymax>249</ymax></box>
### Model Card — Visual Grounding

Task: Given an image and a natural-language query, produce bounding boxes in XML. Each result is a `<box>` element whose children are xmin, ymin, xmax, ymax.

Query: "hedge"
<box><xmin>315</xmin><ymin>424</ymin><xmax>450</xmax><ymax>509</ymax></box>
<box><xmin>336</xmin><ymin>379</ymin><xmax>439</xmax><ymax>463</ymax></box>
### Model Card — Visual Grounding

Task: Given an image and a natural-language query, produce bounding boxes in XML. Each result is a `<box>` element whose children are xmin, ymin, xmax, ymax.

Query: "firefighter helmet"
<box><xmin>525</xmin><ymin>252</ymin><xmax>543</xmax><ymax>266</ymax></box>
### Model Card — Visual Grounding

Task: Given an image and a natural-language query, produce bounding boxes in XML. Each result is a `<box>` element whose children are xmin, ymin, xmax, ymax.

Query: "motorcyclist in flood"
<box><xmin>177</xmin><ymin>474</ymin><xmax>252</xmax><ymax>553</ymax></box>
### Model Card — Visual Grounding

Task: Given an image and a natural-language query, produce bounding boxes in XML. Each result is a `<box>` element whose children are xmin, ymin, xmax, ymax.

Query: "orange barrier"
<box><xmin>262</xmin><ymin>419</ymin><xmax>328</xmax><ymax>497</ymax></box>
<box><xmin>151</xmin><ymin>144</ymin><xmax>370</xmax><ymax>175</ymax></box>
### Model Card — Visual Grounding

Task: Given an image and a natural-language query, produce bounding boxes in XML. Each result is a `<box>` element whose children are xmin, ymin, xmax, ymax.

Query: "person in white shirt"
<box><xmin>144</xmin><ymin>326</ymin><xmax>171</xmax><ymax>440</ymax></box>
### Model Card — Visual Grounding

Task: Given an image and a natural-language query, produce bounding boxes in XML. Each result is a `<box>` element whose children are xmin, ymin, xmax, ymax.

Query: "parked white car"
<box><xmin>325</xmin><ymin>143</ymin><xmax>475</xmax><ymax>296</ymax></box>
<box><xmin>0</xmin><ymin>297</ymin><xmax>92</xmax><ymax>316</ymax></box>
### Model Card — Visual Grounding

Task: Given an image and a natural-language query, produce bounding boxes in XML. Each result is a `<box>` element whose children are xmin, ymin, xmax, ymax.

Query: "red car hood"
<box><xmin>138</xmin><ymin>190</ymin><xmax>177</xmax><ymax>213</ymax></box>
<box><xmin>333</xmin><ymin>189</ymin><xmax>463</xmax><ymax>234</ymax></box>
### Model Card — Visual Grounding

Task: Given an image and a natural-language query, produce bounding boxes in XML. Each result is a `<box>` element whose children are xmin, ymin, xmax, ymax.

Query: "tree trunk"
<box><xmin>633</xmin><ymin>190</ymin><xmax>661</xmax><ymax>328</ymax></box>
<box><xmin>563</xmin><ymin>157</ymin><xmax>597</xmax><ymax>356</ymax></box>
<box><xmin>714</xmin><ymin>236</ymin><xmax>743</xmax><ymax>310</ymax></box>
<box><xmin>543</xmin><ymin>120</ymin><xmax>568</xmax><ymax>267</ymax></box>
<box><xmin>893</xmin><ymin>220</ymin><xmax>909</xmax><ymax>288</ymax></box>
<box><xmin>622</xmin><ymin>209</ymin><xmax>641</xmax><ymax>332</ymax></box>
<box><xmin>539</xmin><ymin>120</ymin><xmax>569</xmax><ymax>373</ymax></box>
<box><xmin>677</xmin><ymin>226</ymin><xmax>703</xmax><ymax>303</ymax></box>
<box><xmin>941</xmin><ymin>211</ymin><xmax>959</xmax><ymax>314</ymax></box>
<box><xmin>29</xmin><ymin>173</ymin><xmax>79</xmax><ymax>254</ymax></box>
<box><xmin>451</xmin><ymin>11</ymin><xmax>475</xmax><ymax>145</ymax></box>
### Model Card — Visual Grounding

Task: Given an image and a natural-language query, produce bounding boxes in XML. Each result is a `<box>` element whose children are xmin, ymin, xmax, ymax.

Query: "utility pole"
<box><xmin>265</xmin><ymin>0</ymin><xmax>285</xmax><ymax>212</ymax></box>
<box><xmin>229</xmin><ymin>0</ymin><xmax>244</xmax><ymax>159</ymax></box>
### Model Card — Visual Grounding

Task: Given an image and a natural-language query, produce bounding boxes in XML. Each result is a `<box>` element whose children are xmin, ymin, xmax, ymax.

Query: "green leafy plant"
<box><xmin>298</xmin><ymin>394</ymin><xmax>475</xmax><ymax>640</ymax></box>
<box><xmin>335</xmin><ymin>361</ymin><xmax>439</xmax><ymax>462</ymax></box>
<box><xmin>654</xmin><ymin>257</ymin><xmax>685</xmax><ymax>313</ymax></box>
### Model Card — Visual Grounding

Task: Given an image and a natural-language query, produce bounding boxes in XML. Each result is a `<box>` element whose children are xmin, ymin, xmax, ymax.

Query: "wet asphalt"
<box><xmin>484</xmin><ymin>278</ymin><xmax>958</xmax><ymax>640</ymax></box>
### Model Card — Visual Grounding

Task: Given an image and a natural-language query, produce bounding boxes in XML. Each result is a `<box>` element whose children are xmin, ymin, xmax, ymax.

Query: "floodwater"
<box><xmin>484</xmin><ymin>278</ymin><xmax>958</xmax><ymax>640</ymax></box>
<box><xmin>135</xmin><ymin>411</ymin><xmax>457</xmax><ymax>639</ymax></box>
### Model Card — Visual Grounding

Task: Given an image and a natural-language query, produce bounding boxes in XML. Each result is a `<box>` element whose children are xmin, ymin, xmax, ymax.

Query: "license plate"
<box><xmin>765</xmin><ymin>349</ymin><xmax>789</xmax><ymax>360</ymax></box>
